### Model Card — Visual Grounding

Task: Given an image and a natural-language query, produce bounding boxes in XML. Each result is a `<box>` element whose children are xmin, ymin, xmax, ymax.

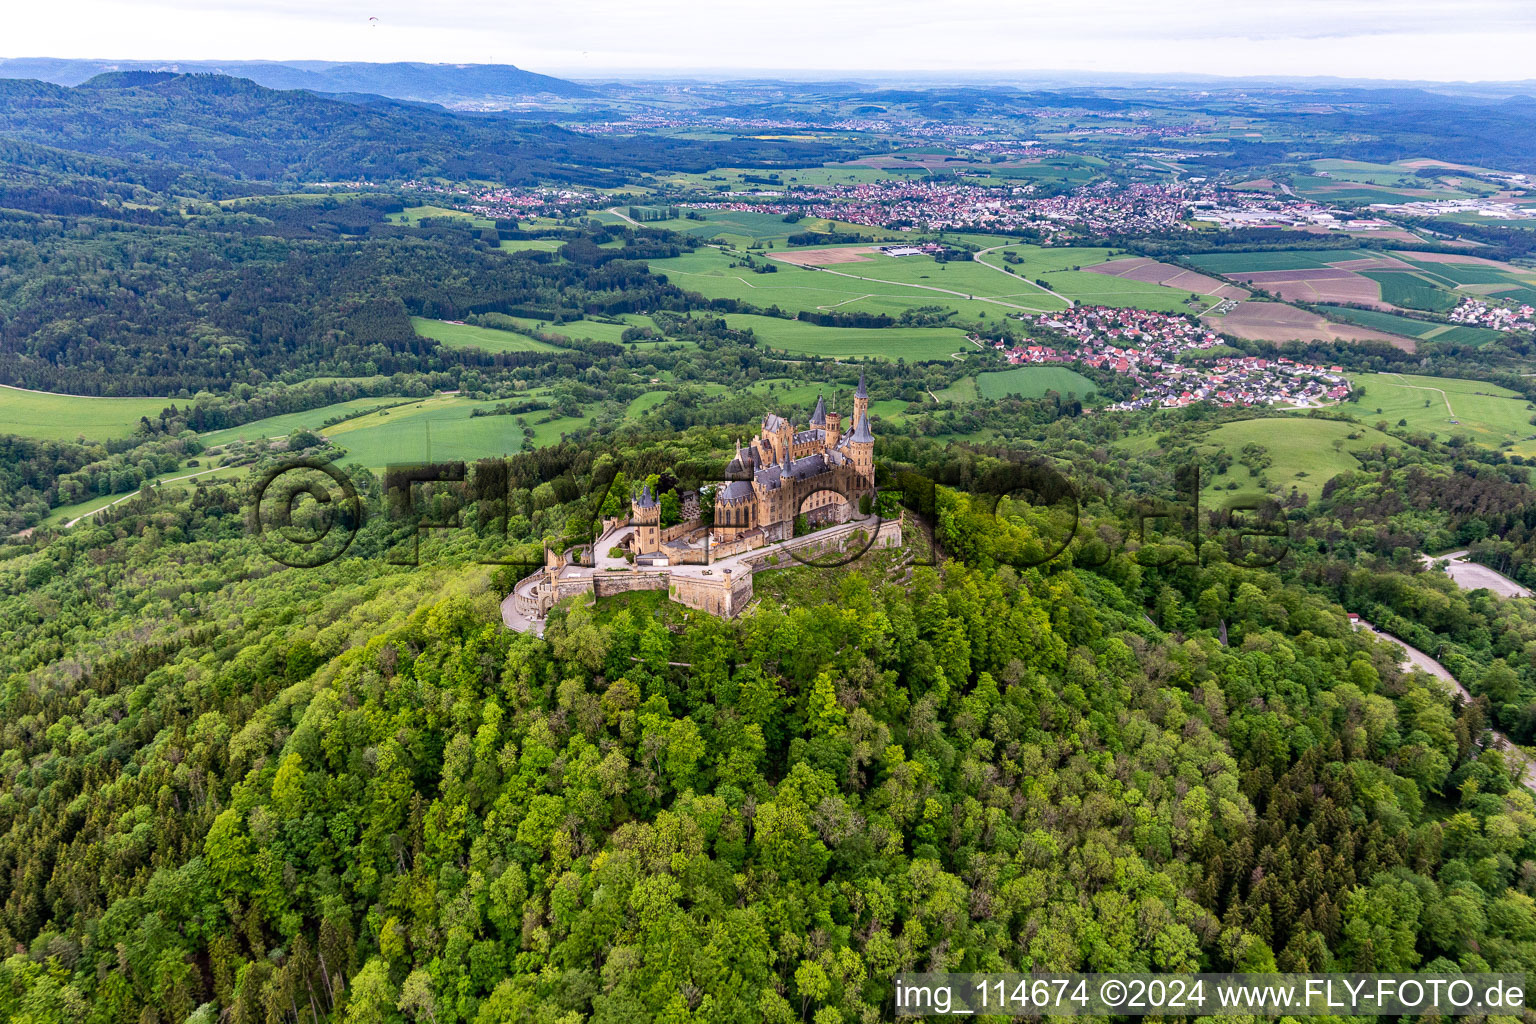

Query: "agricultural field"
<box><xmin>720</xmin><ymin>313</ymin><xmax>972</xmax><ymax>362</ymax></box>
<box><xmin>1187</xmin><ymin>247</ymin><xmax>1536</xmax><ymax>319</ymax></box>
<box><xmin>1316</xmin><ymin>306</ymin><xmax>1503</xmax><ymax>345</ymax></box>
<box><xmin>0</xmin><ymin>385</ymin><xmax>172</xmax><ymax>441</ymax></box>
<box><xmin>1194</xmin><ymin>417</ymin><xmax>1404</xmax><ymax>506</ymax></box>
<box><xmin>650</xmin><ymin>245</ymin><xmax>1066</xmax><ymax>323</ymax></box>
<box><xmin>1350</xmin><ymin>372</ymin><xmax>1536</xmax><ymax>448</ymax></box>
<box><xmin>1202</xmin><ymin>300</ymin><xmax>1416</xmax><ymax>349</ymax></box>
<box><xmin>1184</xmin><ymin>249</ymin><xmax>1374</xmax><ymax>274</ymax></box>
<box><xmin>1359</xmin><ymin>271</ymin><xmax>1458</xmax><ymax>311</ymax></box>
<box><xmin>974</xmin><ymin>367</ymin><xmax>1100</xmax><ymax>401</ymax></box>
<box><xmin>411</xmin><ymin>317</ymin><xmax>564</xmax><ymax>353</ymax></box>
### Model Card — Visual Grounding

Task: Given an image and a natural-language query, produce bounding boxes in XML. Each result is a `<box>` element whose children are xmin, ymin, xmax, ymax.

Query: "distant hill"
<box><xmin>0</xmin><ymin>73</ymin><xmax>855</xmax><ymax>186</ymax></box>
<box><xmin>0</xmin><ymin>57</ymin><xmax>593</xmax><ymax>106</ymax></box>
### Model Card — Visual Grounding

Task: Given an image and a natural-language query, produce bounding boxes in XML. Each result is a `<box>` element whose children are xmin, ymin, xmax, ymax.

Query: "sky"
<box><xmin>7</xmin><ymin>0</ymin><xmax>1536</xmax><ymax>82</ymax></box>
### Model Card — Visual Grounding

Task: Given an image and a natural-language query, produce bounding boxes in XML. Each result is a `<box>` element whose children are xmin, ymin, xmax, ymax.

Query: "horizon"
<box><xmin>5</xmin><ymin>56</ymin><xmax>1536</xmax><ymax>91</ymax></box>
<box><xmin>7</xmin><ymin>0</ymin><xmax>1536</xmax><ymax>83</ymax></box>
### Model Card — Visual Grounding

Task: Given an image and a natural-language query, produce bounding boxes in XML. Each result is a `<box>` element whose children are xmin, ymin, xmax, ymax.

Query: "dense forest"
<box><xmin>0</xmin><ymin>435</ymin><xmax>1533</xmax><ymax>1023</ymax></box>
<box><xmin>0</xmin><ymin>74</ymin><xmax>861</xmax><ymax>187</ymax></box>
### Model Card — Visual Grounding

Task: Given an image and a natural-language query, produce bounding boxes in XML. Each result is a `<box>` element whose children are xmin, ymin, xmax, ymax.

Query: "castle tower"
<box><xmin>848</xmin><ymin>412</ymin><xmax>874</xmax><ymax>487</ymax></box>
<box><xmin>852</xmin><ymin>371</ymin><xmax>869</xmax><ymax>432</ymax></box>
<box><xmin>633</xmin><ymin>482</ymin><xmax>660</xmax><ymax>554</ymax></box>
<box><xmin>824</xmin><ymin>391</ymin><xmax>841</xmax><ymax>448</ymax></box>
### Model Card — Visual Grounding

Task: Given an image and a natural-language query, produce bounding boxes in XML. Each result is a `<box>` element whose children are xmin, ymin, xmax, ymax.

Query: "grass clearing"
<box><xmin>411</xmin><ymin>317</ymin><xmax>563</xmax><ymax>354</ymax></box>
<box><xmin>975</xmin><ymin>367</ymin><xmax>1099</xmax><ymax>401</ymax></box>
<box><xmin>200</xmin><ymin>398</ymin><xmax>418</xmax><ymax>446</ymax></box>
<box><xmin>1199</xmin><ymin>417</ymin><xmax>1404</xmax><ymax>505</ymax></box>
<box><xmin>1350</xmin><ymin>372</ymin><xmax>1535</xmax><ymax>447</ymax></box>
<box><xmin>386</xmin><ymin>205</ymin><xmax>494</xmax><ymax>228</ymax></box>
<box><xmin>0</xmin><ymin>386</ymin><xmax>172</xmax><ymax>441</ymax></box>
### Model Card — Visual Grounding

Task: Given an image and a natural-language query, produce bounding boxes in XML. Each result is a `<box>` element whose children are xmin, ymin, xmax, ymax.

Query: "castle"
<box><xmin>632</xmin><ymin>372</ymin><xmax>877</xmax><ymax>556</ymax></box>
<box><xmin>503</xmin><ymin>372</ymin><xmax>899</xmax><ymax>631</ymax></box>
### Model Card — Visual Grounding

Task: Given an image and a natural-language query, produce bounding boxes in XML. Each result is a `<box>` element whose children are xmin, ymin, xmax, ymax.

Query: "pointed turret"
<box><xmin>849</xmin><ymin>412</ymin><xmax>873</xmax><ymax>444</ymax></box>
<box><xmin>809</xmin><ymin>393</ymin><xmax>827</xmax><ymax>427</ymax></box>
<box><xmin>855</xmin><ymin>371</ymin><xmax>868</xmax><ymax>400</ymax></box>
<box><xmin>852</xmin><ymin>370</ymin><xmax>869</xmax><ymax>431</ymax></box>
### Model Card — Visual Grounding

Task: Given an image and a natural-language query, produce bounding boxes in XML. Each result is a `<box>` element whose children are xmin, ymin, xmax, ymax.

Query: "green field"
<box><xmin>1196</xmin><ymin>417</ymin><xmax>1404</xmax><ymax>505</ymax></box>
<box><xmin>1361</xmin><ymin>271</ymin><xmax>1458</xmax><ymax>312</ymax></box>
<box><xmin>1350</xmin><ymin>373</ymin><xmax>1535</xmax><ymax>447</ymax></box>
<box><xmin>1184</xmin><ymin>249</ymin><xmax>1373</xmax><ymax>274</ymax></box>
<box><xmin>499</xmin><ymin>238</ymin><xmax>564</xmax><ymax>254</ymax></box>
<box><xmin>0</xmin><ymin>386</ymin><xmax>172</xmax><ymax>441</ymax></box>
<box><xmin>201</xmin><ymin>398</ymin><xmax>417</xmax><ymax>446</ymax></box>
<box><xmin>386</xmin><ymin>205</ymin><xmax>494</xmax><ymax>228</ymax></box>
<box><xmin>721</xmin><ymin>314</ymin><xmax>972</xmax><ymax>362</ymax></box>
<box><xmin>1316</xmin><ymin>306</ymin><xmax>1502</xmax><ymax>345</ymax></box>
<box><xmin>411</xmin><ymin>318</ymin><xmax>563</xmax><ymax>354</ymax></box>
<box><xmin>975</xmin><ymin>367</ymin><xmax>1099</xmax><ymax>401</ymax></box>
<box><xmin>650</xmin><ymin>246</ymin><xmax>1068</xmax><ymax>323</ymax></box>
<box><xmin>322</xmin><ymin>394</ymin><xmax>591</xmax><ymax>468</ymax></box>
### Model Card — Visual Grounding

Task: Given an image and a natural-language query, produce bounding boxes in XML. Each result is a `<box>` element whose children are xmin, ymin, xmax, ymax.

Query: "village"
<box><xmin>989</xmin><ymin>305</ymin><xmax>1352</xmax><ymax>410</ymax></box>
<box><xmin>1449</xmin><ymin>296</ymin><xmax>1536</xmax><ymax>331</ymax></box>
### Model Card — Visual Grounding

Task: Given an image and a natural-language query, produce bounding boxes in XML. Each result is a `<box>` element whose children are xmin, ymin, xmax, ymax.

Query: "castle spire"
<box><xmin>855</xmin><ymin>371</ymin><xmax>868</xmax><ymax>399</ymax></box>
<box><xmin>810</xmin><ymin>393</ymin><xmax>827</xmax><ymax>427</ymax></box>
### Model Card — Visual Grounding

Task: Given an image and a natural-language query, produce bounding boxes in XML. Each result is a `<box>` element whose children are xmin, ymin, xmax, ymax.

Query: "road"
<box><xmin>605</xmin><ymin>207</ymin><xmax>642</xmax><ymax>226</ymax></box>
<box><xmin>808</xmin><ymin>264</ymin><xmax>1061</xmax><ymax>315</ymax></box>
<box><xmin>63</xmin><ymin>465</ymin><xmax>229</xmax><ymax>528</ymax></box>
<box><xmin>971</xmin><ymin>244</ymin><xmax>1077</xmax><ymax>307</ymax></box>
<box><xmin>1421</xmin><ymin>550</ymin><xmax>1532</xmax><ymax>598</ymax></box>
<box><xmin>1356</xmin><ymin>618</ymin><xmax>1536</xmax><ymax>789</ymax></box>
<box><xmin>1384</xmin><ymin>372</ymin><xmax>1456</xmax><ymax>418</ymax></box>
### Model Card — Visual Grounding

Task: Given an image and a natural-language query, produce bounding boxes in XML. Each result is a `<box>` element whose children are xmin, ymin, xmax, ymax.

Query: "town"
<box><xmin>990</xmin><ymin>305</ymin><xmax>1351</xmax><ymax>409</ymax></box>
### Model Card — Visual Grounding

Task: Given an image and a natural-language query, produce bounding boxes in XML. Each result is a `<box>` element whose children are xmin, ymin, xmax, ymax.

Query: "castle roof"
<box><xmin>849</xmin><ymin>412</ymin><xmax>873</xmax><ymax>444</ymax></box>
<box><xmin>634</xmin><ymin>482</ymin><xmax>657</xmax><ymax>508</ymax></box>
<box><xmin>855</xmin><ymin>371</ymin><xmax>868</xmax><ymax>399</ymax></box>
<box><xmin>809</xmin><ymin>394</ymin><xmax>827</xmax><ymax>426</ymax></box>
<box><xmin>763</xmin><ymin>413</ymin><xmax>787</xmax><ymax>433</ymax></box>
<box><xmin>720</xmin><ymin>480</ymin><xmax>753</xmax><ymax>501</ymax></box>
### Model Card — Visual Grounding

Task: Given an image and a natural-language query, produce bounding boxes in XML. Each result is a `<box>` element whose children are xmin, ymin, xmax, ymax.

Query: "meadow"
<box><xmin>1193</xmin><ymin>417</ymin><xmax>1404</xmax><ymax>505</ymax></box>
<box><xmin>1351</xmin><ymin>372</ymin><xmax>1535</xmax><ymax>448</ymax></box>
<box><xmin>386</xmin><ymin>205</ymin><xmax>495</xmax><ymax>229</ymax></box>
<box><xmin>0</xmin><ymin>386</ymin><xmax>172</xmax><ymax>441</ymax></box>
<box><xmin>411</xmin><ymin>317</ymin><xmax>564</xmax><ymax>354</ymax></box>
<box><xmin>498</xmin><ymin>238</ymin><xmax>564</xmax><ymax>254</ymax></box>
<box><xmin>721</xmin><ymin>313</ymin><xmax>972</xmax><ymax>361</ymax></box>
<box><xmin>200</xmin><ymin>397</ymin><xmax>418</xmax><ymax>446</ymax></box>
<box><xmin>321</xmin><ymin>394</ymin><xmax>592</xmax><ymax>468</ymax></box>
<box><xmin>974</xmin><ymin>367</ymin><xmax>1100</xmax><ymax>401</ymax></box>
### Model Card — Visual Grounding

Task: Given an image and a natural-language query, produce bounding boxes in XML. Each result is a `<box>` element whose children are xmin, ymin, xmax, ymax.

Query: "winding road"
<box><xmin>1355</xmin><ymin>618</ymin><xmax>1536</xmax><ymax>789</ymax></box>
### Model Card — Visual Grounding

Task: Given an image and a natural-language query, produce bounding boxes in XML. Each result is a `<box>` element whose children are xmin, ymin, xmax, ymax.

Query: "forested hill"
<box><xmin>0</xmin><ymin>74</ymin><xmax>857</xmax><ymax>185</ymax></box>
<box><xmin>0</xmin><ymin>456</ymin><xmax>1531</xmax><ymax>1022</ymax></box>
<box><xmin>0</xmin><ymin>58</ymin><xmax>595</xmax><ymax>102</ymax></box>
